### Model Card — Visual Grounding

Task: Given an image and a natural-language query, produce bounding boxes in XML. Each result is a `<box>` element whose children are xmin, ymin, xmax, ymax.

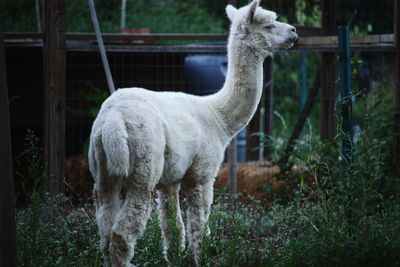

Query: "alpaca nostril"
<box><xmin>290</xmin><ymin>27</ymin><xmax>296</xmax><ymax>33</ymax></box>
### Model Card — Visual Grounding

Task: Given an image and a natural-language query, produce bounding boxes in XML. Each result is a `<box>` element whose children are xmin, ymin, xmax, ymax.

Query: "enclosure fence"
<box><xmin>3</xmin><ymin>0</ymin><xmax>400</xmax><ymax>201</ymax></box>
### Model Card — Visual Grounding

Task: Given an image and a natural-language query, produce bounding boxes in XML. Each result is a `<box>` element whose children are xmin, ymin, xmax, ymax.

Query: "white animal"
<box><xmin>88</xmin><ymin>1</ymin><xmax>297</xmax><ymax>266</ymax></box>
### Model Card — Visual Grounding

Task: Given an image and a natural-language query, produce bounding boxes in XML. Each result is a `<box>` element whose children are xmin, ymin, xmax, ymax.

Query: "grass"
<box><xmin>17</xmin><ymin>196</ymin><xmax>101</xmax><ymax>267</ymax></box>
<box><xmin>16</xmin><ymin>86</ymin><xmax>400</xmax><ymax>266</ymax></box>
<box><xmin>16</xmin><ymin>192</ymin><xmax>400</xmax><ymax>267</ymax></box>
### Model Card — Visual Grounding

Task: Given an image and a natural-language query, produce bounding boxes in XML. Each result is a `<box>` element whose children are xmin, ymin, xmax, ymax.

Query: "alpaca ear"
<box><xmin>226</xmin><ymin>5</ymin><xmax>237</xmax><ymax>22</ymax></box>
<box><xmin>247</xmin><ymin>0</ymin><xmax>260</xmax><ymax>24</ymax></box>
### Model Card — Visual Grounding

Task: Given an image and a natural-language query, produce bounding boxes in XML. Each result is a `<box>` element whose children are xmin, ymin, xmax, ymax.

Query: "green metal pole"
<box><xmin>300</xmin><ymin>52</ymin><xmax>308</xmax><ymax>109</ymax></box>
<box><xmin>338</xmin><ymin>25</ymin><xmax>354</xmax><ymax>178</ymax></box>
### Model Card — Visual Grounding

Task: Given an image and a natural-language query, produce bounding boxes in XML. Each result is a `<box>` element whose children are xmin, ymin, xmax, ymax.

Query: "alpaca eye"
<box><xmin>264</xmin><ymin>25</ymin><xmax>275</xmax><ymax>29</ymax></box>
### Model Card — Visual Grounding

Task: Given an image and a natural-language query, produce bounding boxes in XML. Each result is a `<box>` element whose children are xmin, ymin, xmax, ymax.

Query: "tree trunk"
<box><xmin>0</xmin><ymin>16</ymin><xmax>17</xmax><ymax>267</ymax></box>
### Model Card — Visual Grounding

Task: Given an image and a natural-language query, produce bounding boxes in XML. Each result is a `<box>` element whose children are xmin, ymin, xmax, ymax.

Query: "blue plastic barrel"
<box><xmin>184</xmin><ymin>54</ymin><xmax>227</xmax><ymax>96</ymax></box>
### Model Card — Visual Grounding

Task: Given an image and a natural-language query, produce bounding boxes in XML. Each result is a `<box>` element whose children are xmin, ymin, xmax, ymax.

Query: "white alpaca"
<box><xmin>88</xmin><ymin>1</ymin><xmax>297</xmax><ymax>266</ymax></box>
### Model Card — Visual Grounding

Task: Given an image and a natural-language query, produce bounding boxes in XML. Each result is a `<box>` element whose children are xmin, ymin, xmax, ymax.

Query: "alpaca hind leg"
<box><xmin>109</xmin><ymin>186</ymin><xmax>154</xmax><ymax>267</ymax></box>
<box><xmin>91</xmin><ymin>138</ymin><xmax>123</xmax><ymax>266</ymax></box>
<box><xmin>157</xmin><ymin>183</ymin><xmax>185</xmax><ymax>262</ymax></box>
<box><xmin>184</xmin><ymin>180</ymin><xmax>214</xmax><ymax>265</ymax></box>
<box><xmin>201</xmin><ymin>180</ymin><xmax>214</xmax><ymax>236</ymax></box>
<box><xmin>94</xmin><ymin>175</ymin><xmax>122</xmax><ymax>266</ymax></box>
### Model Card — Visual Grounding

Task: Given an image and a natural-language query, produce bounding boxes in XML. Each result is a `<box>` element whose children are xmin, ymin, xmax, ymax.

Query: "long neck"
<box><xmin>208</xmin><ymin>38</ymin><xmax>265</xmax><ymax>138</ymax></box>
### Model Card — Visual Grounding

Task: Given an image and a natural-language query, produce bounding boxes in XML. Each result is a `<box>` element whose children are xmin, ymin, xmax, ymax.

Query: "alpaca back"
<box><xmin>89</xmin><ymin>88</ymin><xmax>230</xmax><ymax>184</ymax></box>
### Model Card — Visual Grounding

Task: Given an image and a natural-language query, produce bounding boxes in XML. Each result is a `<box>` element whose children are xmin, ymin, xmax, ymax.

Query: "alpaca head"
<box><xmin>226</xmin><ymin>0</ymin><xmax>298</xmax><ymax>55</ymax></box>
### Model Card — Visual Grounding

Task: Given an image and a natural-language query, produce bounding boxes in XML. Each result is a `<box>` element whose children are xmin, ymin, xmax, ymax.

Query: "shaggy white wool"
<box><xmin>88</xmin><ymin>1</ymin><xmax>298</xmax><ymax>266</ymax></box>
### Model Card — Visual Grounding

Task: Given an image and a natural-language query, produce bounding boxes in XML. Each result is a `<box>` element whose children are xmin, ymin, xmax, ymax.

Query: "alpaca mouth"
<box><xmin>283</xmin><ymin>40</ymin><xmax>295</xmax><ymax>49</ymax></box>
<box><xmin>283</xmin><ymin>36</ymin><xmax>298</xmax><ymax>49</ymax></box>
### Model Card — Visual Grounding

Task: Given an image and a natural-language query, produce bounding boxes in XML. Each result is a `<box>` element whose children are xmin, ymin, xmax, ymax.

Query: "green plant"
<box><xmin>15</xmin><ymin>130</ymin><xmax>46</xmax><ymax>266</ymax></box>
<box><xmin>16</xmin><ymin>129</ymin><xmax>45</xmax><ymax>201</ymax></box>
<box><xmin>16</xmin><ymin>130</ymin><xmax>101</xmax><ymax>267</ymax></box>
<box><xmin>17</xmin><ymin>196</ymin><xmax>101</xmax><ymax>267</ymax></box>
<box><xmin>131</xmin><ymin>213</ymin><xmax>166</xmax><ymax>266</ymax></box>
<box><xmin>86</xmin><ymin>87</ymin><xmax>109</xmax><ymax>117</ymax></box>
<box><xmin>166</xmin><ymin>196</ymin><xmax>187</xmax><ymax>266</ymax></box>
<box><xmin>15</xmin><ymin>81</ymin><xmax>400</xmax><ymax>267</ymax></box>
<box><xmin>65</xmin><ymin>0</ymin><xmax>225</xmax><ymax>34</ymax></box>
<box><xmin>16</xmin><ymin>189</ymin><xmax>400</xmax><ymax>267</ymax></box>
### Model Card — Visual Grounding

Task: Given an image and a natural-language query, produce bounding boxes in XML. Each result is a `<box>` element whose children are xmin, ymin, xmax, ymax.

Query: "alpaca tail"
<box><xmin>101</xmin><ymin>111</ymin><xmax>130</xmax><ymax>177</ymax></box>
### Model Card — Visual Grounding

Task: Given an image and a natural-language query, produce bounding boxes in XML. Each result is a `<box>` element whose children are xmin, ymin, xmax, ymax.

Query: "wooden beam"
<box><xmin>320</xmin><ymin>0</ymin><xmax>337</xmax><ymax>141</ymax></box>
<box><xmin>4</xmin><ymin>32</ymin><xmax>393</xmax><ymax>44</ymax></box>
<box><xmin>0</xmin><ymin>17</ymin><xmax>17</xmax><ymax>267</ymax></box>
<box><xmin>299</xmin><ymin>34</ymin><xmax>394</xmax><ymax>46</ymax></box>
<box><xmin>394</xmin><ymin>0</ymin><xmax>400</xmax><ymax>185</ymax></box>
<box><xmin>3</xmin><ymin>26</ymin><xmax>322</xmax><ymax>42</ymax></box>
<box><xmin>43</xmin><ymin>0</ymin><xmax>66</xmax><ymax>195</ymax></box>
<box><xmin>293</xmin><ymin>43</ymin><xmax>395</xmax><ymax>53</ymax></box>
<box><xmin>73</xmin><ymin>33</ymin><xmax>227</xmax><ymax>42</ymax></box>
<box><xmin>66</xmin><ymin>43</ymin><xmax>228</xmax><ymax>53</ymax></box>
<box><xmin>5</xmin><ymin>32</ymin><xmax>227</xmax><ymax>42</ymax></box>
<box><xmin>5</xmin><ymin>33</ymin><xmax>395</xmax><ymax>53</ymax></box>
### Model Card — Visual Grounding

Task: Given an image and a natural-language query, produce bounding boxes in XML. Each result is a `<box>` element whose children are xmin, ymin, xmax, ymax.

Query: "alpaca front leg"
<box><xmin>157</xmin><ymin>183</ymin><xmax>186</xmax><ymax>261</ymax></box>
<box><xmin>185</xmin><ymin>181</ymin><xmax>214</xmax><ymax>265</ymax></box>
<box><xmin>109</xmin><ymin>187</ymin><xmax>153</xmax><ymax>267</ymax></box>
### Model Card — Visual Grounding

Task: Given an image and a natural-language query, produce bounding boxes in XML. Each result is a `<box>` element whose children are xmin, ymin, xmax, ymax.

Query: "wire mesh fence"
<box><xmin>4</xmin><ymin>38</ymin><xmax>397</xmax><ymax>203</ymax></box>
<box><xmin>3</xmin><ymin>0</ymin><xmax>399</xmax><ymax>203</ymax></box>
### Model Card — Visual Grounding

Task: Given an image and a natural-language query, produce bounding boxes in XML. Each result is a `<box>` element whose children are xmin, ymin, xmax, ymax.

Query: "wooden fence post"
<box><xmin>43</xmin><ymin>0</ymin><xmax>66</xmax><ymax>196</ymax></box>
<box><xmin>264</xmin><ymin>56</ymin><xmax>274</xmax><ymax>159</ymax></box>
<box><xmin>227</xmin><ymin>0</ymin><xmax>237</xmax><ymax>196</ymax></box>
<box><xmin>228</xmin><ymin>137</ymin><xmax>238</xmax><ymax>195</ymax></box>
<box><xmin>320</xmin><ymin>0</ymin><xmax>337</xmax><ymax>141</ymax></box>
<box><xmin>0</xmin><ymin>18</ymin><xmax>17</xmax><ymax>267</ymax></box>
<box><xmin>394</xmin><ymin>0</ymin><xmax>400</xmax><ymax>186</ymax></box>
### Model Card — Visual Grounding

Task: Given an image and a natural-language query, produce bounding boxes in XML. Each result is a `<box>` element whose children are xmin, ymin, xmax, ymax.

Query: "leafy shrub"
<box><xmin>17</xmin><ymin>196</ymin><xmax>101</xmax><ymax>267</ymax></box>
<box><xmin>16</xmin><ymin>193</ymin><xmax>400</xmax><ymax>267</ymax></box>
<box><xmin>16</xmin><ymin>84</ymin><xmax>400</xmax><ymax>266</ymax></box>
